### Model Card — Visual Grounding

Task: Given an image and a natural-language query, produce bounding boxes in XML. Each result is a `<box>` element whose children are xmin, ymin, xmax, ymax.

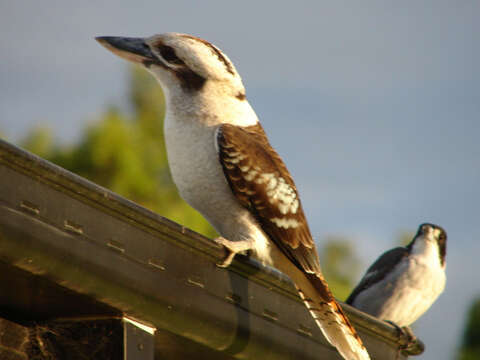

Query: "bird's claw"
<box><xmin>401</xmin><ymin>326</ymin><xmax>416</xmax><ymax>342</ymax></box>
<box><xmin>214</xmin><ymin>237</ymin><xmax>237</xmax><ymax>268</ymax></box>
<box><xmin>400</xmin><ymin>326</ymin><xmax>417</xmax><ymax>352</ymax></box>
<box><xmin>386</xmin><ymin>321</ymin><xmax>417</xmax><ymax>351</ymax></box>
<box><xmin>386</xmin><ymin>320</ymin><xmax>404</xmax><ymax>338</ymax></box>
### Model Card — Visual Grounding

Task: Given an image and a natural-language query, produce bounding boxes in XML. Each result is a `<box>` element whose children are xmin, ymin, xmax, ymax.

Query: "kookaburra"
<box><xmin>347</xmin><ymin>223</ymin><xmax>447</xmax><ymax>339</ymax></box>
<box><xmin>97</xmin><ymin>33</ymin><xmax>370</xmax><ymax>360</ymax></box>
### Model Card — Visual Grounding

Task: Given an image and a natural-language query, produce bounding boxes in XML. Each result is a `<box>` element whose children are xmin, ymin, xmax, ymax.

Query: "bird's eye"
<box><xmin>159</xmin><ymin>46</ymin><xmax>183</xmax><ymax>65</ymax></box>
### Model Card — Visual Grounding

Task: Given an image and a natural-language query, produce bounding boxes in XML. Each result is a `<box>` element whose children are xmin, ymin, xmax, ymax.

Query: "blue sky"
<box><xmin>1</xmin><ymin>1</ymin><xmax>479</xmax><ymax>359</ymax></box>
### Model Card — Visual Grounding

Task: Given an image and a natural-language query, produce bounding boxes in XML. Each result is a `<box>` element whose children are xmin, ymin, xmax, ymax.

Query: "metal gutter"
<box><xmin>0</xmin><ymin>139</ymin><xmax>423</xmax><ymax>359</ymax></box>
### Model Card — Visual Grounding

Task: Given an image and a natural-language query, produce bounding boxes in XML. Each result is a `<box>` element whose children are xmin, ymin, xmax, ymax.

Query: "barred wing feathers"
<box><xmin>216</xmin><ymin>123</ymin><xmax>370</xmax><ymax>360</ymax></box>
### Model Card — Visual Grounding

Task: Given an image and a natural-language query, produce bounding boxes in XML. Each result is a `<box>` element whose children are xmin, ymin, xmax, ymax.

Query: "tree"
<box><xmin>457</xmin><ymin>297</ymin><xmax>480</xmax><ymax>360</ymax></box>
<box><xmin>320</xmin><ymin>236</ymin><xmax>362</xmax><ymax>301</ymax></box>
<box><xmin>18</xmin><ymin>126</ymin><xmax>54</xmax><ymax>159</ymax></box>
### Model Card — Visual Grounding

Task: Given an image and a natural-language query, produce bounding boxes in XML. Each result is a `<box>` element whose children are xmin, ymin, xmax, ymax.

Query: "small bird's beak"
<box><xmin>95</xmin><ymin>36</ymin><xmax>156</xmax><ymax>64</ymax></box>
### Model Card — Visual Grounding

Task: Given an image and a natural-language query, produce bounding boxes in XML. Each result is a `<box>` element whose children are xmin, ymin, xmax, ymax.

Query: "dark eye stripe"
<box><xmin>159</xmin><ymin>45</ymin><xmax>184</xmax><ymax>65</ymax></box>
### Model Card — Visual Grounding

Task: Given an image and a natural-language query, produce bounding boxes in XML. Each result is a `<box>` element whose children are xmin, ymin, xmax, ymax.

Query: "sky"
<box><xmin>1</xmin><ymin>1</ymin><xmax>479</xmax><ymax>359</ymax></box>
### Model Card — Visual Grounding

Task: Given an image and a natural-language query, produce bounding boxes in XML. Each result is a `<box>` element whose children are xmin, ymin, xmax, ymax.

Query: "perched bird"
<box><xmin>346</xmin><ymin>223</ymin><xmax>447</xmax><ymax>338</ymax></box>
<box><xmin>97</xmin><ymin>33</ymin><xmax>370</xmax><ymax>360</ymax></box>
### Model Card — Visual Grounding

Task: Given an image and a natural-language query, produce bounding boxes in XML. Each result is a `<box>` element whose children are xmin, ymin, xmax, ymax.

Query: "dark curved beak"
<box><xmin>95</xmin><ymin>36</ymin><xmax>156</xmax><ymax>64</ymax></box>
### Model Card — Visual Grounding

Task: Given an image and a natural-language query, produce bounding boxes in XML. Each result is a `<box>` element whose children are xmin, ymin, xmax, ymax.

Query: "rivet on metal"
<box><xmin>107</xmin><ymin>239</ymin><xmax>125</xmax><ymax>253</ymax></box>
<box><xmin>64</xmin><ymin>220</ymin><xmax>83</xmax><ymax>235</ymax></box>
<box><xmin>225</xmin><ymin>292</ymin><xmax>242</xmax><ymax>305</ymax></box>
<box><xmin>148</xmin><ymin>258</ymin><xmax>166</xmax><ymax>271</ymax></box>
<box><xmin>20</xmin><ymin>200</ymin><xmax>40</xmax><ymax>215</ymax></box>
<box><xmin>262</xmin><ymin>309</ymin><xmax>278</xmax><ymax>322</ymax></box>
<box><xmin>297</xmin><ymin>324</ymin><xmax>313</xmax><ymax>337</ymax></box>
<box><xmin>186</xmin><ymin>276</ymin><xmax>205</xmax><ymax>288</ymax></box>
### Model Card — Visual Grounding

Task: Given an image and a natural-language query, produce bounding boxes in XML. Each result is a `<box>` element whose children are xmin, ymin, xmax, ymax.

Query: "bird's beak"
<box><xmin>95</xmin><ymin>36</ymin><xmax>156</xmax><ymax>64</ymax></box>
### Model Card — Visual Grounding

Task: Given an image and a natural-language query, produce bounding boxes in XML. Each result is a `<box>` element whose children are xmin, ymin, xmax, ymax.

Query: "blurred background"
<box><xmin>1</xmin><ymin>1</ymin><xmax>479</xmax><ymax>359</ymax></box>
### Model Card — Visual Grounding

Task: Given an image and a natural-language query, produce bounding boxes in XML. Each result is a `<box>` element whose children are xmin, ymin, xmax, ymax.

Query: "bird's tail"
<box><xmin>295</xmin><ymin>272</ymin><xmax>370</xmax><ymax>360</ymax></box>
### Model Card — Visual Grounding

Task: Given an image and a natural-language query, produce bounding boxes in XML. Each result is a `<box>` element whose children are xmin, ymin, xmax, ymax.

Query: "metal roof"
<box><xmin>0</xmin><ymin>139</ymin><xmax>424</xmax><ymax>359</ymax></box>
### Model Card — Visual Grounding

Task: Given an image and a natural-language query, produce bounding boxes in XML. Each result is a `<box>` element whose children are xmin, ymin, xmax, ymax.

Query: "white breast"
<box><xmin>163</xmin><ymin>109</ymin><xmax>273</xmax><ymax>266</ymax></box>
<box><xmin>353</xmin><ymin>240</ymin><xmax>446</xmax><ymax>326</ymax></box>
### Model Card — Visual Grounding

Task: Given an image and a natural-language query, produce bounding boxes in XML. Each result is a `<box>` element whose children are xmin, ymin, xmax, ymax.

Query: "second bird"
<box><xmin>347</xmin><ymin>223</ymin><xmax>447</xmax><ymax>338</ymax></box>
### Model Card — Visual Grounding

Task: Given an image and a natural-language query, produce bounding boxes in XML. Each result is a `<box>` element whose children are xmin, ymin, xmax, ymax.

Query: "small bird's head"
<box><xmin>96</xmin><ymin>33</ymin><xmax>245</xmax><ymax>100</ymax></box>
<box><xmin>410</xmin><ymin>223</ymin><xmax>447</xmax><ymax>266</ymax></box>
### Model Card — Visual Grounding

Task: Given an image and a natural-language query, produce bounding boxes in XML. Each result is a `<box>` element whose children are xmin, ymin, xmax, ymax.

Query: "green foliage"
<box><xmin>457</xmin><ymin>297</ymin><xmax>480</xmax><ymax>360</ymax></box>
<box><xmin>21</xmin><ymin>66</ymin><xmax>216</xmax><ymax>239</ymax></box>
<box><xmin>320</xmin><ymin>237</ymin><xmax>361</xmax><ymax>301</ymax></box>
<box><xmin>19</xmin><ymin>126</ymin><xmax>54</xmax><ymax>159</ymax></box>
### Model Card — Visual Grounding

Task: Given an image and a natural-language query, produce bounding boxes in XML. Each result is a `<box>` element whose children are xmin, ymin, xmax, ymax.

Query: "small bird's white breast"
<box><xmin>353</xmin><ymin>240</ymin><xmax>446</xmax><ymax>326</ymax></box>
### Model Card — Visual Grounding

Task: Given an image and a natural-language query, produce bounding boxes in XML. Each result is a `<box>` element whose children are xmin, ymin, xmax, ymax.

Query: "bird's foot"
<box><xmin>401</xmin><ymin>325</ymin><xmax>416</xmax><ymax>343</ymax></box>
<box><xmin>214</xmin><ymin>237</ymin><xmax>239</xmax><ymax>268</ymax></box>
<box><xmin>213</xmin><ymin>237</ymin><xmax>253</xmax><ymax>268</ymax></box>
<box><xmin>386</xmin><ymin>321</ymin><xmax>417</xmax><ymax>351</ymax></box>
<box><xmin>385</xmin><ymin>320</ymin><xmax>403</xmax><ymax>337</ymax></box>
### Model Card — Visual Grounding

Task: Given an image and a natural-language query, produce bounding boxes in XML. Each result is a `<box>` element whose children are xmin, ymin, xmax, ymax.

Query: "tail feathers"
<box><xmin>297</xmin><ymin>273</ymin><xmax>370</xmax><ymax>360</ymax></box>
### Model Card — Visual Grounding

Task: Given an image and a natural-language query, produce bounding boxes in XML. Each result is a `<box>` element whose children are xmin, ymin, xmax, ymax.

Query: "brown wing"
<box><xmin>216</xmin><ymin>123</ymin><xmax>320</xmax><ymax>274</ymax></box>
